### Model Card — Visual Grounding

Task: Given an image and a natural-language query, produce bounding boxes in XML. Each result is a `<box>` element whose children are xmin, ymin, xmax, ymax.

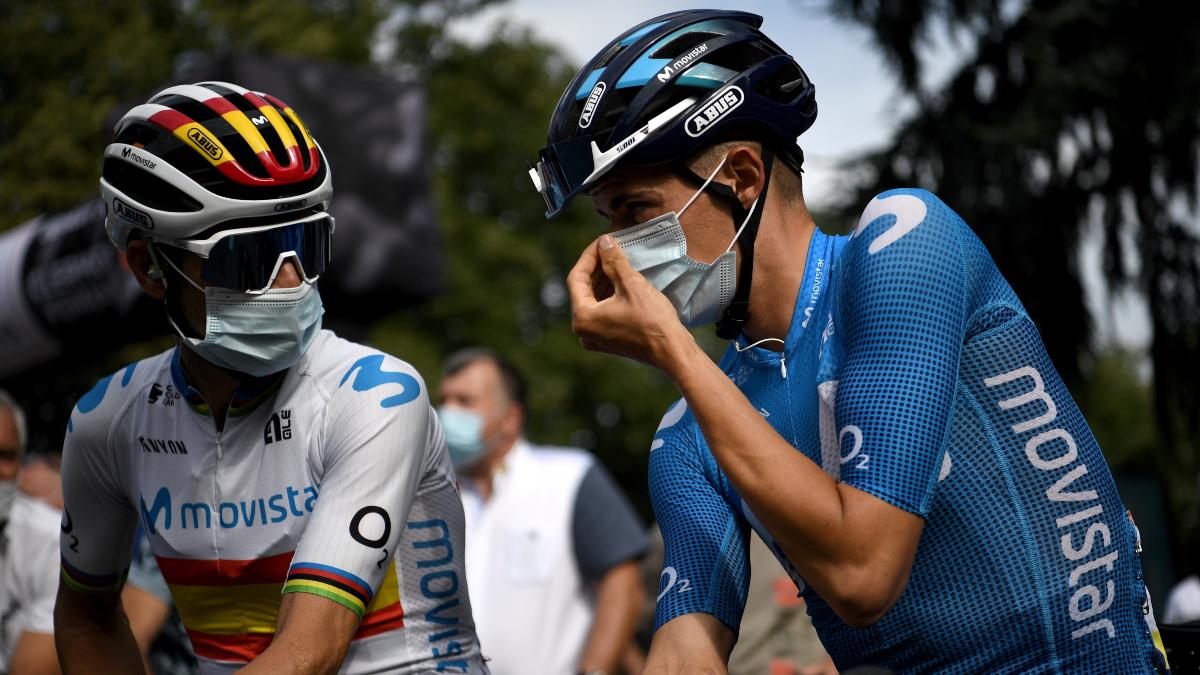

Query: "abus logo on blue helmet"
<box><xmin>578</xmin><ymin>81</ymin><xmax>606</xmax><ymax>129</ymax></box>
<box><xmin>686</xmin><ymin>85</ymin><xmax>744</xmax><ymax>137</ymax></box>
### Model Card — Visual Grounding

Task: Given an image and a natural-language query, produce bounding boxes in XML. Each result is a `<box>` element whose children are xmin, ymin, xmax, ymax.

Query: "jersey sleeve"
<box><xmin>283</xmin><ymin>353</ymin><xmax>432</xmax><ymax>621</ymax></box>
<box><xmin>828</xmin><ymin>188</ymin><xmax>969</xmax><ymax>516</ymax></box>
<box><xmin>59</xmin><ymin>367</ymin><xmax>140</xmax><ymax>595</ymax></box>
<box><xmin>649</xmin><ymin>399</ymin><xmax>751</xmax><ymax>636</ymax></box>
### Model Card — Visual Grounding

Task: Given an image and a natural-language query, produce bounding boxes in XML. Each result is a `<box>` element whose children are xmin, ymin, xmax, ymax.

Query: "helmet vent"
<box><xmin>651</xmin><ymin>31</ymin><xmax>720</xmax><ymax>59</ymax></box>
<box><xmin>593</xmin><ymin>42</ymin><xmax>626</xmax><ymax>69</ymax></box>
<box><xmin>754</xmin><ymin>61</ymin><xmax>810</xmax><ymax>105</ymax></box>
<box><xmin>103</xmin><ymin>158</ymin><xmax>202</xmax><ymax>212</ymax></box>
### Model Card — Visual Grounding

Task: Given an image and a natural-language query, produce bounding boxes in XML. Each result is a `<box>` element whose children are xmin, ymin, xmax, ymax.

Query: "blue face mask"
<box><xmin>161</xmin><ymin>253</ymin><xmax>324</xmax><ymax>377</ymax></box>
<box><xmin>437</xmin><ymin>406</ymin><xmax>489</xmax><ymax>468</ymax></box>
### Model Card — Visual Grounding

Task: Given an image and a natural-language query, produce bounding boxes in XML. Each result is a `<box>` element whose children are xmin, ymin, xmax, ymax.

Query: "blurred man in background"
<box><xmin>0</xmin><ymin>390</ymin><xmax>63</xmax><ymax>674</ymax></box>
<box><xmin>438</xmin><ymin>348</ymin><xmax>648</xmax><ymax>674</ymax></box>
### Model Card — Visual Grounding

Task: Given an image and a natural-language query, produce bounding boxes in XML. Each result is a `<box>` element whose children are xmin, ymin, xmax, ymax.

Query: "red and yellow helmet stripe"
<box><xmin>147</xmin><ymin>92</ymin><xmax>320</xmax><ymax>187</ymax></box>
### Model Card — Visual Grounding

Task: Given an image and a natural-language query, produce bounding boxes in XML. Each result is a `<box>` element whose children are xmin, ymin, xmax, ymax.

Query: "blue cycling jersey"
<box><xmin>649</xmin><ymin>189</ymin><xmax>1167</xmax><ymax>673</ymax></box>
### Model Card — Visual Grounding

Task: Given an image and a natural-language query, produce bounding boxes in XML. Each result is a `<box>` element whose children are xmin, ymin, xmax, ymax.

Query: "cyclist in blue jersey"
<box><xmin>529</xmin><ymin>10</ymin><xmax>1169</xmax><ymax>674</ymax></box>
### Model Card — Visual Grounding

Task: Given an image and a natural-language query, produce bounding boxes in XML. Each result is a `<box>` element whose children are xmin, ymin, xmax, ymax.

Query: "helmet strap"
<box><xmin>150</xmin><ymin>244</ymin><xmax>205</xmax><ymax>341</ymax></box>
<box><xmin>674</xmin><ymin>146</ymin><xmax>775</xmax><ymax>340</ymax></box>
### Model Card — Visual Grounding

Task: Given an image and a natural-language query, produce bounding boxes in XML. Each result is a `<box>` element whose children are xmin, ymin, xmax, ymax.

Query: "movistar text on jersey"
<box><xmin>140</xmin><ymin>484</ymin><xmax>319</xmax><ymax>533</ymax></box>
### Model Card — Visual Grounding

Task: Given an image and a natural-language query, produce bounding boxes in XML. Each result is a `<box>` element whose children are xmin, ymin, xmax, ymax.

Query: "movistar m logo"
<box><xmin>139</xmin><ymin>484</ymin><xmax>318</xmax><ymax>534</ymax></box>
<box><xmin>656</xmin><ymin>43</ymin><xmax>708</xmax><ymax>83</ymax></box>
<box><xmin>340</xmin><ymin>354</ymin><xmax>420</xmax><ymax>408</ymax></box>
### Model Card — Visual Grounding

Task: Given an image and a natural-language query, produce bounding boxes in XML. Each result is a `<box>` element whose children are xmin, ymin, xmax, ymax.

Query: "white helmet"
<box><xmin>100</xmin><ymin>81</ymin><xmax>333</xmax><ymax>251</ymax></box>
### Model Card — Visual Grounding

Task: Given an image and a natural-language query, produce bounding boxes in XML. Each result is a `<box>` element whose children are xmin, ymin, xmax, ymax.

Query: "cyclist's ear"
<box><xmin>125</xmin><ymin>238</ymin><xmax>167</xmax><ymax>300</ymax></box>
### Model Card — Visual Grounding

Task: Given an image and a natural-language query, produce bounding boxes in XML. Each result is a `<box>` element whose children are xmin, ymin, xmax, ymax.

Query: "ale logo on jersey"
<box><xmin>264</xmin><ymin>409</ymin><xmax>293</xmax><ymax>445</ymax></box>
<box><xmin>578</xmin><ymin>81</ymin><xmax>606</xmax><ymax>129</ymax></box>
<box><xmin>685</xmin><ymin>86</ymin><xmax>743</xmax><ymax>137</ymax></box>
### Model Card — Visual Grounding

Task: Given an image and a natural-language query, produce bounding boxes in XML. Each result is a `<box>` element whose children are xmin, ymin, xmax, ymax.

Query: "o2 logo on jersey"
<box><xmin>657</xmin><ymin>566</ymin><xmax>693</xmax><ymax>603</ymax></box>
<box><xmin>854</xmin><ymin>192</ymin><xmax>928</xmax><ymax>254</ymax></box>
<box><xmin>349</xmin><ymin>505</ymin><xmax>392</xmax><ymax>548</ymax></box>
<box><xmin>839</xmin><ymin>424</ymin><xmax>869</xmax><ymax>470</ymax></box>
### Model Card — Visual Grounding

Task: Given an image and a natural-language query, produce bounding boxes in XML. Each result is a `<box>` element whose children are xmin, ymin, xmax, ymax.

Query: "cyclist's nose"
<box><xmin>272</xmin><ymin>257</ymin><xmax>303</xmax><ymax>289</ymax></box>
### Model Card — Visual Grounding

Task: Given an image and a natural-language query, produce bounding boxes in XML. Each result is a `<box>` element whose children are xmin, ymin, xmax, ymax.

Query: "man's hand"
<box><xmin>567</xmin><ymin>235</ymin><xmax>695</xmax><ymax>370</ymax></box>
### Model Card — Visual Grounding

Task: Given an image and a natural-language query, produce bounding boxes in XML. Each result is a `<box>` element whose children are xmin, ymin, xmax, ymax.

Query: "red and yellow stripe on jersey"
<box><xmin>158</xmin><ymin>552</ymin><xmax>404</xmax><ymax>663</ymax></box>
<box><xmin>147</xmin><ymin>94</ymin><xmax>320</xmax><ymax>188</ymax></box>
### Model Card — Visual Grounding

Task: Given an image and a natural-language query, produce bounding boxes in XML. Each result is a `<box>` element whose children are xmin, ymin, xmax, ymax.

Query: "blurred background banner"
<box><xmin>194</xmin><ymin>53</ymin><xmax>445</xmax><ymax>309</ymax></box>
<box><xmin>0</xmin><ymin>200</ymin><xmax>148</xmax><ymax>379</ymax></box>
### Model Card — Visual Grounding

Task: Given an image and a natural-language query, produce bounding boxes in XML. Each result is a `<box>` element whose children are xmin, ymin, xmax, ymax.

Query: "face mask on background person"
<box><xmin>612</xmin><ymin>155</ymin><xmax>760</xmax><ymax>327</ymax></box>
<box><xmin>437</xmin><ymin>406</ymin><xmax>499</xmax><ymax>468</ymax></box>
<box><xmin>158</xmin><ymin>250</ymin><xmax>325</xmax><ymax>378</ymax></box>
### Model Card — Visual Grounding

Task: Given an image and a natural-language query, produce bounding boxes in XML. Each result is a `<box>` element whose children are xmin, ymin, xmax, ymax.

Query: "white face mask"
<box><xmin>161</xmin><ymin>253</ymin><xmax>324</xmax><ymax>378</ymax></box>
<box><xmin>612</xmin><ymin>156</ymin><xmax>759</xmax><ymax>328</ymax></box>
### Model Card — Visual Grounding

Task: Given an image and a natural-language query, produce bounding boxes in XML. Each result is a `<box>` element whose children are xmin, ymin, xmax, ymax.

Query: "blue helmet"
<box><xmin>529</xmin><ymin>9</ymin><xmax>817</xmax><ymax>218</ymax></box>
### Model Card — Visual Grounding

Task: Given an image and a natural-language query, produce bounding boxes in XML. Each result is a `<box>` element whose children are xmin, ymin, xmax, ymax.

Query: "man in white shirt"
<box><xmin>0</xmin><ymin>389</ymin><xmax>63</xmax><ymax>674</ymax></box>
<box><xmin>437</xmin><ymin>348</ymin><xmax>648</xmax><ymax>675</ymax></box>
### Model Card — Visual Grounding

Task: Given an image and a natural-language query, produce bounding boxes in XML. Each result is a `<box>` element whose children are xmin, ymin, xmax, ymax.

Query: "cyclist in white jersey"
<box><xmin>55</xmin><ymin>81</ymin><xmax>486</xmax><ymax>674</ymax></box>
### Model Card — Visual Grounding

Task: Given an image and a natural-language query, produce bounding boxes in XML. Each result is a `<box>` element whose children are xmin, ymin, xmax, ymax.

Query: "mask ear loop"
<box><xmin>677</xmin><ymin>155</ymin><xmax>729</xmax><ymax>217</ymax></box>
<box><xmin>149</xmin><ymin>243</ymin><xmax>206</xmax><ymax>342</ymax></box>
<box><xmin>734</xmin><ymin>336</ymin><xmax>787</xmax><ymax>379</ymax></box>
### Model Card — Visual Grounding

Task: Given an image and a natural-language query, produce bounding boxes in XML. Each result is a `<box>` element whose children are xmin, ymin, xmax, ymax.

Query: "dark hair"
<box><xmin>442</xmin><ymin>347</ymin><xmax>528</xmax><ymax>411</ymax></box>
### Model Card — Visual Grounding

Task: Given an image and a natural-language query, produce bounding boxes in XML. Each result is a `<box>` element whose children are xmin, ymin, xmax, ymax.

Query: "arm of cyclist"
<box><xmin>55</xmin><ymin>375</ymin><xmax>143</xmax><ymax>673</ymax></box>
<box><xmin>241</xmin><ymin>354</ymin><xmax>433</xmax><ymax>673</ymax></box>
<box><xmin>569</xmin><ymin>232</ymin><xmax>949</xmax><ymax>627</ymax></box>
<box><xmin>641</xmin><ymin>403</ymin><xmax>749</xmax><ymax>673</ymax></box>
<box><xmin>645</xmin><ymin>613</ymin><xmax>735</xmax><ymax>675</ymax></box>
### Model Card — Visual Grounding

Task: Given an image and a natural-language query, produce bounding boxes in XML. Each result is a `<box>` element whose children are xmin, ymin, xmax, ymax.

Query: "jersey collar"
<box><xmin>169</xmin><ymin>347</ymin><xmax>286</xmax><ymax>417</ymax></box>
<box><xmin>730</xmin><ymin>228</ymin><xmax>841</xmax><ymax>366</ymax></box>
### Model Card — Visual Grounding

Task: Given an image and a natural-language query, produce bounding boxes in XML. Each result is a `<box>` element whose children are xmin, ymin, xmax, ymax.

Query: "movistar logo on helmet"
<box><xmin>656</xmin><ymin>43</ymin><xmax>708</xmax><ymax>83</ymax></box>
<box><xmin>686</xmin><ymin>86</ymin><xmax>744</xmax><ymax>137</ymax></box>
<box><xmin>120</xmin><ymin>146</ymin><xmax>157</xmax><ymax>170</ymax></box>
<box><xmin>187</xmin><ymin>127</ymin><xmax>224</xmax><ymax>160</ymax></box>
<box><xmin>578</xmin><ymin>81</ymin><xmax>606</xmax><ymax>129</ymax></box>
<box><xmin>112</xmin><ymin>197</ymin><xmax>154</xmax><ymax>230</ymax></box>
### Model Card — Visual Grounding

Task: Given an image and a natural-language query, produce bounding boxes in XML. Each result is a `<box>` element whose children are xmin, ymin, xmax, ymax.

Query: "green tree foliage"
<box><xmin>0</xmin><ymin>0</ymin><xmax>383</xmax><ymax>229</ymax></box>
<box><xmin>829</xmin><ymin>0</ymin><xmax>1200</xmax><ymax>534</ymax></box>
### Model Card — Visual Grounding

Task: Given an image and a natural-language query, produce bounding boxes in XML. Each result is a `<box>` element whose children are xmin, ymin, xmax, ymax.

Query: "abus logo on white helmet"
<box><xmin>686</xmin><ymin>86</ymin><xmax>743</xmax><ymax>137</ymax></box>
<box><xmin>112</xmin><ymin>198</ymin><xmax>154</xmax><ymax>230</ymax></box>
<box><xmin>578</xmin><ymin>81</ymin><xmax>606</xmax><ymax>129</ymax></box>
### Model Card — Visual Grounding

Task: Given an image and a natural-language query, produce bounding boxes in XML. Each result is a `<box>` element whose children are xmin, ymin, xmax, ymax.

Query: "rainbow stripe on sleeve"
<box><xmin>283</xmin><ymin>562</ymin><xmax>372</xmax><ymax>619</ymax></box>
<box><xmin>60</xmin><ymin>558</ymin><xmax>128</xmax><ymax>594</ymax></box>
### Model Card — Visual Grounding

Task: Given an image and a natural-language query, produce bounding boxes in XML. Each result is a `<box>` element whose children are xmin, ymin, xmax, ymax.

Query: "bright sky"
<box><xmin>452</xmin><ymin>1</ymin><xmax>1150</xmax><ymax>350</ymax></box>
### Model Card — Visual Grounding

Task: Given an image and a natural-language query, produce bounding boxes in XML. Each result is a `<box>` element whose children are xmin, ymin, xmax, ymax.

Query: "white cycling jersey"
<box><xmin>60</xmin><ymin>330</ymin><xmax>486</xmax><ymax>674</ymax></box>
